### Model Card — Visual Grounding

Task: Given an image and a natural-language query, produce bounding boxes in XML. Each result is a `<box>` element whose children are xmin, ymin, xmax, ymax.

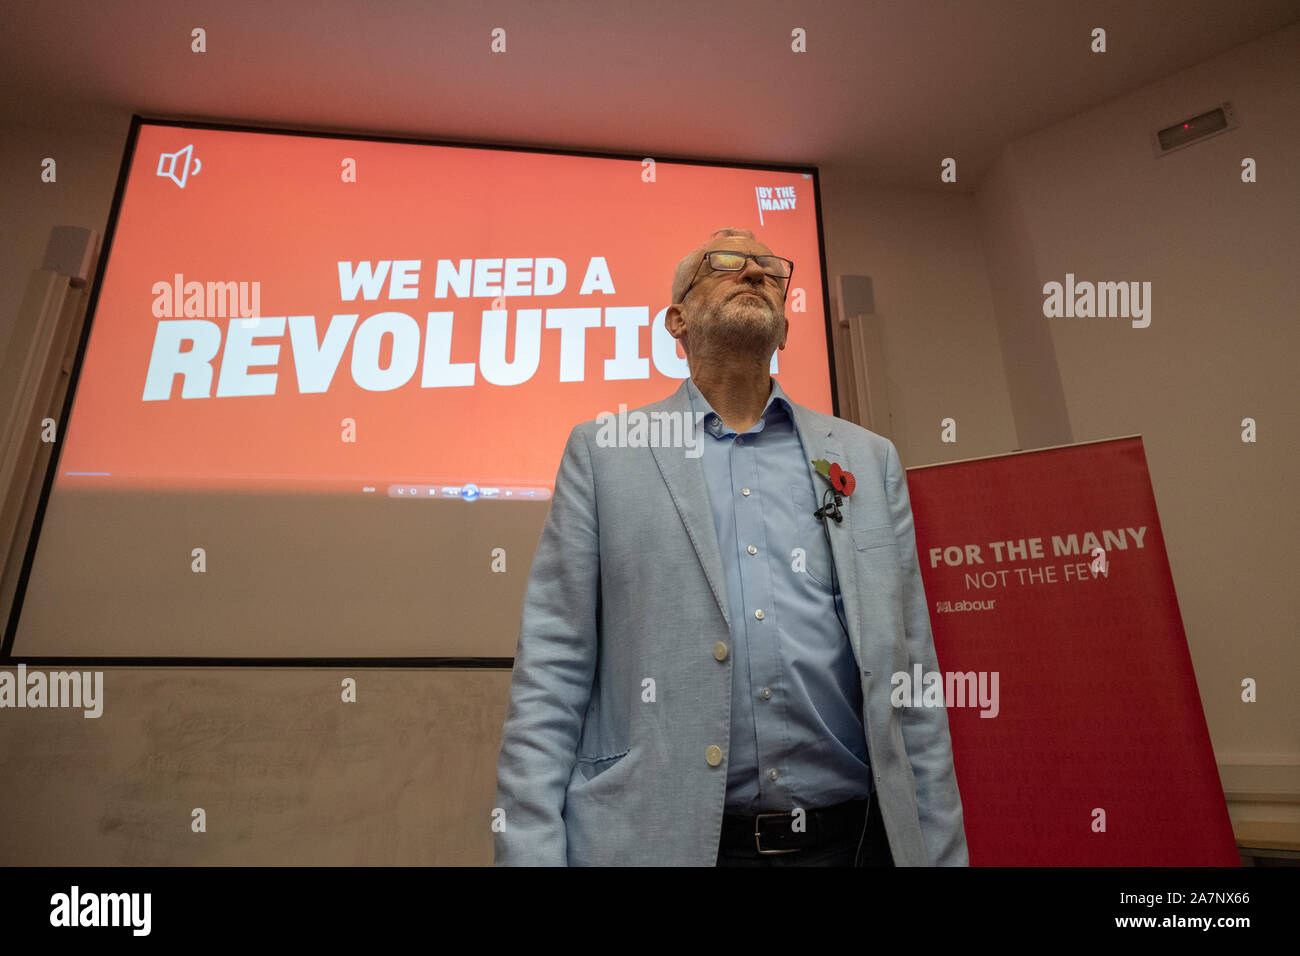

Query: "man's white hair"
<box><xmin>670</xmin><ymin>227</ymin><xmax>756</xmax><ymax>306</ymax></box>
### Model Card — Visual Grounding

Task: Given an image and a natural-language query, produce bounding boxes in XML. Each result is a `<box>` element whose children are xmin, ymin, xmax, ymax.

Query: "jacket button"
<box><xmin>713</xmin><ymin>641</ymin><xmax>728</xmax><ymax>661</ymax></box>
<box><xmin>706</xmin><ymin>745</ymin><xmax>723</xmax><ymax>766</ymax></box>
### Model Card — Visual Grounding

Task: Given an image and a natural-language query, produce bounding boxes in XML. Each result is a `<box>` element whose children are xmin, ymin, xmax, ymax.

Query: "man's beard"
<box><xmin>687</xmin><ymin>295</ymin><xmax>783</xmax><ymax>364</ymax></box>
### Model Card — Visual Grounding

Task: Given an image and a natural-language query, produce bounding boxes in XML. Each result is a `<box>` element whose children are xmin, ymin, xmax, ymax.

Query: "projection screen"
<box><xmin>4</xmin><ymin>116</ymin><xmax>836</xmax><ymax>662</ymax></box>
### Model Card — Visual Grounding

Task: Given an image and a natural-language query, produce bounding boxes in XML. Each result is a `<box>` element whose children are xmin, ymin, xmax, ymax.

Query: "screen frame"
<box><xmin>2</xmin><ymin>113</ymin><xmax>840</xmax><ymax>668</ymax></box>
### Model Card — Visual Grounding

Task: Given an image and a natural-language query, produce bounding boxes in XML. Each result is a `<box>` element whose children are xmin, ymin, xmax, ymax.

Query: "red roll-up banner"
<box><xmin>906</xmin><ymin>436</ymin><xmax>1238</xmax><ymax>865</ymax></box>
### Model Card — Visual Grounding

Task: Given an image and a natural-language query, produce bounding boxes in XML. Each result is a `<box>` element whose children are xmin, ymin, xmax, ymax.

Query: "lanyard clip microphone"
<box><xmin>813</xmin><ymin>491</ymin><xmax>844</xmax><ymax>523</ymax></box>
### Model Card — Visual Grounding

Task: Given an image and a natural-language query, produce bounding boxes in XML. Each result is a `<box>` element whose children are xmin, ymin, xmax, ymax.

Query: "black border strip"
<box><xmin>2</xmin><ymin>113</ymin><xmax>838</xmax><ymax>668</ymax></box>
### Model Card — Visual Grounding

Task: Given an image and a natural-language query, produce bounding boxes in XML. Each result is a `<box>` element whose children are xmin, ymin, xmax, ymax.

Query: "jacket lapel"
<box><xmin>789</xmin><ymin>402</ymin><xmax>865</xmax><ymax>668</ymax></box>
<box><xmin>648</xmin><ymin>382</ymin><xmax>732</xmax><ymax>630</ymax></box>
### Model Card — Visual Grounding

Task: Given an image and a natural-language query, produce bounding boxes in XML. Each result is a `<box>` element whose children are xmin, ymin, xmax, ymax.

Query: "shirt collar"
<box><xmin>686</xmin><ymin>376</ymin><xmax>794</xmax><ymax>437</ymax></box>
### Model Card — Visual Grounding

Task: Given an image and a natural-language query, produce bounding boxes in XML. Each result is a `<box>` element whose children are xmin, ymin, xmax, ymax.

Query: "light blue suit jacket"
<box><xmin>493</xmin><ymin>380</ymin><xmax>969</xmax><ymax>865</ymax></box>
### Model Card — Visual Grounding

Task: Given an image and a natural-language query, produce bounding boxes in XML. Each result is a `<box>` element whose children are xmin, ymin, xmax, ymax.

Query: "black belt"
<box><xmin>720</xmin><ymin>798</ymin><xmax>869</xmax><ymax>855</ymax></box>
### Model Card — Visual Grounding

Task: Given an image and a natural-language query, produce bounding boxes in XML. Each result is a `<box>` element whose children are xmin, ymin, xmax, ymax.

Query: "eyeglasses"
<box><xmin>680</xmin><ymin>250</ymin><xmax>795</xmax><ymax>303</ymax></box>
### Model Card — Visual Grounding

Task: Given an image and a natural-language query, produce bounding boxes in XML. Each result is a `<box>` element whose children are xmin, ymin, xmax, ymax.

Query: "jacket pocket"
<box><xmin>854</xmin><ymin>525</ymin><xmax>896</xmax><ymax>551</ymax></box>
<box><xmin>575</xmin><ymin>748</ymin><xmax>630</xmax><ymax>783</ymax></box>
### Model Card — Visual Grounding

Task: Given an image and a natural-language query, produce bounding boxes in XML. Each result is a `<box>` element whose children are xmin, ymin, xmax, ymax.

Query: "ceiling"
<box><xmin>3</xmin><ymin>0</ymin><xmax>1297</xmax><ymax>191</ymax></box>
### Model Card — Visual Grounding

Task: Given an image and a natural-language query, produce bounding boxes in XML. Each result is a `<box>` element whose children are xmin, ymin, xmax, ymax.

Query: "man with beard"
<box><xmin>493</xmin><ymin>227</ymin><xmax>968</xmax><ymax>866</ymax></box>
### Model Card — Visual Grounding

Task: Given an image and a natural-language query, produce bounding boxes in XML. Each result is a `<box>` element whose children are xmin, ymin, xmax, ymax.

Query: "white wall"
<box><xmin>0</xmin><ymin>121</ymin><xmax>128</xmax><ymax>359</ymax></box>
<box><xmin>820</xmin><ymin>173</ymin><xmax>1018</xmax><ymax>467</ymax></box>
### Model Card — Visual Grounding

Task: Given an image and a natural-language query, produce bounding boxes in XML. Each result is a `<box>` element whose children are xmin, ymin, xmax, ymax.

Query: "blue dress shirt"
<box><xmin>686</xmin><ymin>376</ymin><xmax>873</xmax><ymax>814</ymax></box>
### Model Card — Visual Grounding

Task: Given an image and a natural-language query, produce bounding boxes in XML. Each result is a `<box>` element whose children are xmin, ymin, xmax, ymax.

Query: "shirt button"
<box><xmin>713</xmin><ymin>641</ymin><xmax>728</xmax><ymax>661</ymax></box>
<box><xmin>747</xmin><ymin>545</ymin><xmax>757</xmax><ymax>555</ymax></box>
<box><xmin>741</xmin><ymin>488</ymin><xmax>751</xmax><ymax>496</ymax></box>
<box><xmin>768</xmin><ymin>769</ymin><xmax>778</xmax><ymax>781</ymax></box>
<box><xmin>761</xmin><ymin>687</ymin><xmax>772</xmax><ymax>700</ymax></box>
<box><xmin>736</xmin><ymin>437</ymin><xmax>744</xmax><ymax>446</ymax></box>
<box><xmin>706</xmin><ymin>746</ymin><xmax>724</xmax><ymax>767</ymax></box>
<box><xmin>754</xmin><ymin>609</ymin><xmax>765</xmax><ymax>620</ymax></box>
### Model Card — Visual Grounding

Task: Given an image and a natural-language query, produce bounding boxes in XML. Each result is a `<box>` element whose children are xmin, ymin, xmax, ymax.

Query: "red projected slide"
<box><xmin>58</xmin><ymin>121</ymin><xmax>833</xmax><ymax>496</ymax></box>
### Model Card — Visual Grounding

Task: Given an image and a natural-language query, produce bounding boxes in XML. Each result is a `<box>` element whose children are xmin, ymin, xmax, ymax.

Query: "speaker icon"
<box><xmin>157</xmin><ymin>144</ymin><xmax>202</xmax><ymax>189</ymax></box>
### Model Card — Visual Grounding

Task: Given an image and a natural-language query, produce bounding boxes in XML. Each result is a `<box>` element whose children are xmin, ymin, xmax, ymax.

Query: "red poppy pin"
<box><xmin>812</xmin><ymin>458</ymin><xmax>855</xmax><ymax>498</ymax></box>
